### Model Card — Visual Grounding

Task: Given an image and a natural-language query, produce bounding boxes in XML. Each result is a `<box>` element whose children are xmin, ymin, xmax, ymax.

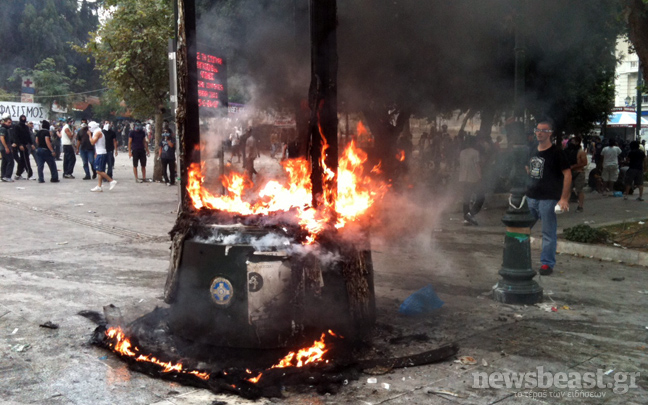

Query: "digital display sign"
<box><xmin>195</xmin><ymin>48</ymin><xmax>227</xmax><ymax>116</ymax></box>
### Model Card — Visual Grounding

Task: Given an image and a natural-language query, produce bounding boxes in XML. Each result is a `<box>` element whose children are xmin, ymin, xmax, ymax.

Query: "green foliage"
<box><xmin>77</xmin><ymin>0</ymin><xmax>173</xmax><ymax>117</ymax></box>
<box><xmin>0</xmin><ymin>0</ymin><xmax>100</xmax><ymax>92</ymax></box>
<box><xmin>564</xmin><ymin>224</ymin><xmax>610</xmax><ymax>244</ymax></box>
<box><xmin>92</xmin><ymin>90</ymin><xmax>128</xmax><ymax>120</ymax></box>
<box><xmin>9</xmin><ymin>58</ymin><xmax>85</xmax><ymax>117</ymax></box>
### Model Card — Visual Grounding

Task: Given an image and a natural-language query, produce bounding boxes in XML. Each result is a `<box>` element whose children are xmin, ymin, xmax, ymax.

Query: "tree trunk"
<box><xmin>362</xmin><ymin>105</ymin><xmax>411</xmax><ymax>178</ymax></box>
<box><xmin>309</xmin><ymin>0</ymin><xmax>338</xmax><ymax>207</ymax></box>
<box><xmin>626</xmin><ymin>0</ymin><xmax>648</xmax><ymax>84</ymax></box>
<box><xmin>459</xmin><ymin>109</ymin><xmax>475</xmax><ymax>133</ymax></box>
<box><xmin>152</xmin><ymin>110</ymin><xmax>164</xmax><ymax>181</ymax></box>
<box><xmin>479</xmin><ymin>107</ymin><xmax>496</xmax><ymax>138</ymax></box>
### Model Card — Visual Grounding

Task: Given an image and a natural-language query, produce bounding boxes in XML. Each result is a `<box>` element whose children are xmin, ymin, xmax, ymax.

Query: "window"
<box><xmin>630</xmin><ymin>61</ymin><xmax>639</xmax><ymax>68</ymax></box>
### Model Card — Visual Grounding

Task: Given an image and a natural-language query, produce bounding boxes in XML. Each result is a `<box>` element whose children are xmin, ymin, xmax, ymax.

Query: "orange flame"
<box><xmin>396</xmin><ymin>150</ymin><xmax>405</xmax><ymax>162</ymax></box>
<box><xmin>272</xmin><ymin>332</ymin><xmax>331</xmax><ymax>369</ymax></box>
<box><xmin>247</xmin><ymin>330</ymin><xmax>342</xmax><ymax>384</ymax></box>
<box><xmin>105</xmin><ymin>327</ymin><xmax>210</xmax><ymax>380</ymax></box>
<box><xmin>187</xmin><ymin>138</ymin><xmax>386</xmax><ymax>243</ymax></box>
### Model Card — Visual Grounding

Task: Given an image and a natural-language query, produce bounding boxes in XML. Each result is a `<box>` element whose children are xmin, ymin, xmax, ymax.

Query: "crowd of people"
<box><xmin>0</xmin><ymin>114</ymin><xmax>177</xmax><ymax>191</ymax></box>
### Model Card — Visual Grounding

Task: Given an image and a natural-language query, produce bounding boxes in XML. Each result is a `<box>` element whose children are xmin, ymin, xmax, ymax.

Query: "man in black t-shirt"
<box><xmin>623</xmin><ymin>141</ymin><xmax>647</xmax><ymax>201</ymax></box>
<box><xmin>159</xmin><ymin>122</ymin><xmax>176</xmax><ymax>185</ymax></box>
<box><xmin>103</xmin><ymin>121</ymin><xmax>118</xmax><ymax>178</ymax></box>
<box><xmin>526</xmin><ymin>120</ymin><xmax>571</xmax><ymax>276</ymax></box>
<box><xmin>34</xmin><ymin>120</ymin><xmax>59</xmax><ymax>183</ymax></box>
<box><xmin>76</xmin><ymin>119</ymin><xmax>97</xmax><ymax>180</ymax></box>
<box><xmin>128</xmin><ymin>121</ymin><xmax>149</xmax><ymax>182</ymax></box>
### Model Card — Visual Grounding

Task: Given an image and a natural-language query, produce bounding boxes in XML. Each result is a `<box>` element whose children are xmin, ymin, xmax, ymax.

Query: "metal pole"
<box><xmin>493</xmin><ymin>9</ymin><xmax>542</xmax><ymax>305</ymax></box>
<box><xmin>637</xmin><ymin>62</ymin><xmax>643</xmax><ymax>140</ymax></box>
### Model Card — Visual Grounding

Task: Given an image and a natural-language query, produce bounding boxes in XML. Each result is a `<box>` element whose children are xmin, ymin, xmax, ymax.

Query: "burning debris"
<box><xmin>87</xmin><ymin>307</ymin><xmax>458</xmax><ymax>400</ymax></box>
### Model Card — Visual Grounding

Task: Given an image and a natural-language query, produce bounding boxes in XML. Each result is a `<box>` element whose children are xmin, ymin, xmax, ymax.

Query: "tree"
<box><xmin>0</xmin><ymin>0</ymin><xmax>100</xmax><ymax>93</ymax></box>
<box><xmin>9</xmin><ymin>58</ymin><xmax>85</xmax><ymax>119</ymax></box>
<box><xmin>624</xmin><ymin>0</ymin><xmax>648</xmax><ymax>84</ymax></box>
<box><xmin>79</xmin><ymin>0</ymin><xmax>174</xmax><ymax>181</ymax></box>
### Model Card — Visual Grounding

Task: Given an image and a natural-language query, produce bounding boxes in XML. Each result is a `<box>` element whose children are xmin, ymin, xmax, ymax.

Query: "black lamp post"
<box><xmin>637</xmin><ymin>62</ymin><xmax>643</xmax><ymax>140</ymax></box>
<box><xmin>493</xmin><ymin>11</ymin><xmax>543</xmax><ymax>305</ymax></box>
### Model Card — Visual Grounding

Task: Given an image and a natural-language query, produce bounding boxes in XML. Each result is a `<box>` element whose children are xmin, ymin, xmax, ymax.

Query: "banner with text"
<box><xmin>0</xmin><ymin>102</ymin><xmax>48</xmax><ymax>122</ymax></box>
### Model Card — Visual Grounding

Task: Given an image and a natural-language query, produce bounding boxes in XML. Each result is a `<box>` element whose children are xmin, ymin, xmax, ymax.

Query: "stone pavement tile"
<box><xmin>160</xmin><ymin>389</ymin><xmax>266</xmax><ymax>405</ymax></box>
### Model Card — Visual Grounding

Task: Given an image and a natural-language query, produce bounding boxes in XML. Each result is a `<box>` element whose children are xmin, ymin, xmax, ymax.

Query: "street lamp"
<box><xmin>493</xmin><ymin>11</ymin><xmax>543</xmax><ymax>305</ymax></box>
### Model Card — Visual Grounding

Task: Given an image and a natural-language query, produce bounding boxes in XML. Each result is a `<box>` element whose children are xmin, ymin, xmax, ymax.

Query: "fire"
<box><xmin>247</xmin><ymin>330</ymin><xmax>341</xmax><ymax>384</ymax></box>
<box><xmin>356</xmin><ymin>121</ymin><xmax>374</xmax><ymax>148</ymax></box>
<box><xmin>396</xmin><ymin>149</ymin><xmax>405</xmax><ymax>162</ymax></box>
<box><xmin>187</xmin><ymin>133</ymin><xmax>386</xmax><ymax>243</ymax></box>
<box><xmin>105</xmin><ymin>327</ymin><xmax>210</xmax><ymax>380</ymax></box>
<box><xmin>271</xmin><ymin>331</ymin><xmax>331</xmax><ymax>369</ymax></box>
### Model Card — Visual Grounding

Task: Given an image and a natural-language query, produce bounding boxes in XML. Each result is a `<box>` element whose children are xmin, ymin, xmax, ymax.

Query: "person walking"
<box><xmin>526</xmin><ymin>120</ymin><xmax>571</xmax><ymax>276</ymax></box>
<box><xmin>601</xmin><ymin>139</ymin><xmax>622</xmax><ymax>195</ymax></box>
<box><xmin>61</xmin><ymin>118</ymin><xmax>76</xmax><ymax>178</ymax></box>
<box><xmin>13</xmin><ymin>115</ymin><xmax>35</xmax><ymax>180</ymax></box>
<box><xmin>459</xmin><ymin>136</ymin><xmax>484</xmax><ymax>226</ymax></box>
<box><xmin>88</xmin><ymin>121</ymin><xmax>117</xmax><ymax>192</ymax></box>
<box><xmin>128</xmin><ymin>121</ymin><xmax>149</xmax><ymax>182</ymax></box>
<box><xmin>34</xmin><ymin>120</ymin><xmax>59</xmax><ymax>183</ymax></box>
<box><xmin>623</xmin><ymin>140</ymin><xmax>647</xmax><ymax>201</ymax></box>
<box><xmin>567</xmin><ymin>136</ymin><xmax>588</xmax><ymax>212</ymax></box>
<box><xmin>159</xmin><ymin>122</ymin><xmax>176</xmax><ymax>186</ymax></box>
<box><xmin>0</xmin><ymin>113</ymin><xmax>15</xmax><ymax>182</ymax></box>
<box><xmin>103</xmin><ymin>121</ymin><xmax>118</xmax><ymax>179</ymax></box>
<box><xmin>76</xmin><ymin>120</ymin><xmax>96</xmax><ymax>180</ymax></box>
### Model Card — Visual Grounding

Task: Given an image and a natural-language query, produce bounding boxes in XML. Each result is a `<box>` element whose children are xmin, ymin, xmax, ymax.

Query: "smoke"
<box><xmin>191</xmin><ymin>228</ymin><xmax>341</xmax><ymax>266</ymax></box>
<box><xmin>189</xmin><ymin>0</ymin><xmax>620</xmax><ymax>269</ymax></box>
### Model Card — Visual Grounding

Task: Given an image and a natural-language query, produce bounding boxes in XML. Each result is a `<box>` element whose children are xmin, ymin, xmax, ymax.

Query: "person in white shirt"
<box><xmin>61</xmin><ymin>118</ymin><xmax>76</xmax><ymax>178</ymax></box>
<box><xmin>88</xmin><ymin>121</ymin><xmax>117</xmax><ymax>192</ymax></box>
<box><xmin>600</xmin><ymin>139</ymin><xmax>622</xmax><ymax>195</ymax></box>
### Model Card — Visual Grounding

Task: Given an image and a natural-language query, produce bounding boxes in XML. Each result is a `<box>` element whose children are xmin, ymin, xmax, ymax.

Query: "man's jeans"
<box><xmin>106</xmin><ymin>152</ymin><xmax>115</xmax><ymax>178</ymax></box>
<box><xmin>36</xmin><ymin>148</ymin><xmax>59</xmax><ymax>182</ymax></box>
<box><xmin>1</xmin><ymin>149</ymin><xmax>14</xmax><ymax>179</ymax></box>
<box><xmin>527</xmin><ymin>197</ymin><xmax>558</xmax><ymax>268</ymax></box>
<box><xmin>63</xmin><ymin>145</ymin><xmax>76</xmax><ymax>175</ymax></box>
<box><xmin>80</xmin><ymin>149</ymin><xmax>96</xmax><ymax>178</ymax></box>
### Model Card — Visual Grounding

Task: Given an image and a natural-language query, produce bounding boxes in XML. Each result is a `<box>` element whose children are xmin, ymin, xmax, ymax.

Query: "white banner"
<box><xmin>0</xmin><ymin>102</ymin><xmax>48</xmax><ymax>122</ymax></box>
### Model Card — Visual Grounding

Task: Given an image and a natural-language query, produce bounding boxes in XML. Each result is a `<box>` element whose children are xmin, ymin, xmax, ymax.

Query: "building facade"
<box><xmin>615</xmin><ymin>37</ymin><xmax>647</xmax><ymax>109</ymax></box>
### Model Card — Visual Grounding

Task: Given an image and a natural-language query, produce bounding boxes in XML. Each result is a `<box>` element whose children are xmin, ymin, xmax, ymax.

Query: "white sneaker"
<box><xmin>28</xmin><ymin>176</ymin><xmax>36</xmax><ymax>181</ymax></box>
<box><xmin>109</xmin><ymin>180</ymin><xmax>118</xmax><ymax>190</ymax></box>
<box><xmin>90</xmin><ymin>186</ymin><xmax>103</xmax><ymax>192</ymax></box>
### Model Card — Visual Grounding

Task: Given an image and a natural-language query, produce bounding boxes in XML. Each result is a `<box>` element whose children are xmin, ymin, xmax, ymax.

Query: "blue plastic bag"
<box><xmin>399</xmin><ymin>285</ymin><xmax>444</xmax><ymax>315</ymax></box>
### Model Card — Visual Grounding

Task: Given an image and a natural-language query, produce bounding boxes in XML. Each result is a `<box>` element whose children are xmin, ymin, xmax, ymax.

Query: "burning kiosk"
<box><xmin>165</xmin><ymin>0</ymin><xmax>376</xmax><ymax>348</ymax></box>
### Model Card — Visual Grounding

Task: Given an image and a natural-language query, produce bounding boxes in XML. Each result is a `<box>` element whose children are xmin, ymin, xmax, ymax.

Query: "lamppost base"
<box><xmin>493</xmin><ymin>280</ymin><xmax>543</xmax><ymax>305</ymax></box>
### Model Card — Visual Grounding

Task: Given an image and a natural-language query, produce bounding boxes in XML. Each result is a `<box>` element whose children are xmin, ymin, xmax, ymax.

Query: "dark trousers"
<box><xmin>63</xmin><ymin>145</ymin><xmax>76</xmax><ymax>175</ymax></box>
<box><xmin>1</xmin><ymin>149</ymin><xmax>14</xmax><ymax>179</ymax></box>
<box><xmin>36</xmin><ymin>148</ymin><xmax>59</xmax><ymax>182</ymax></box>
<box><xmin>462</xmin><ymin>182</ymin><xmax>485</xmax><ymax>217</ymax></box>
<box><xmin>13</xmin><ymin>147</ymin><xmax>33</xmax><ymax>178</ymax></box>
<box><xmin>106</xmin><ymin>151</ymin><xmax>115</xmax><ymax>178</ymax></box>
<box><xmin>80</xmin><ymin>149</ymin><xmax>96</xmax><ymax>178</ymax></box>
<box><xmin>161</xmin><ymin>158</ymin><xmax>176</xmax><ymax>184</ymax></box>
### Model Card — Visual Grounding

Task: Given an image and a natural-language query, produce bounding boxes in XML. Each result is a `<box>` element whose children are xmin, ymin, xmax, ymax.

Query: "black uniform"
<box><xmin>13</xmin><ymin>120</ymin><xmax>33</xmax><ymax>179</ymax></box>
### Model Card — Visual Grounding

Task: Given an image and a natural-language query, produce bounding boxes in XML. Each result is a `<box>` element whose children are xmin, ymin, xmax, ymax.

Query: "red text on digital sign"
<box><xmin>196</xmin><ymin>51</ymin><xmax>226</xmax><ymax>113</ymax></box>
